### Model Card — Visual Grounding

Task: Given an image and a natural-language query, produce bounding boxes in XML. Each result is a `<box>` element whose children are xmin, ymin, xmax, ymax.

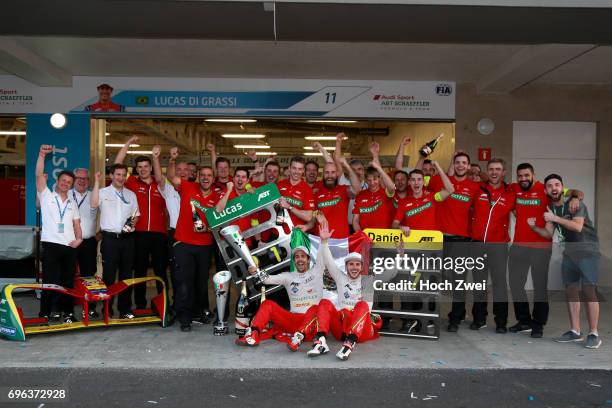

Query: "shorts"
<box><xmin>561</xmin><ymin>255</ymin><xmax>600</xmax><ymax>286</ymax></box>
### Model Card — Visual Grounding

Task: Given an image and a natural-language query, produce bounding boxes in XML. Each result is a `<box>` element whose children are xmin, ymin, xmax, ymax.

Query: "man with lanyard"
<box><xmin>36</xmin><ymin>145</ymin><xmax>83</xmax><ymax>323</ymax></box>
<box><xmin>276</xmin><ymin>156</ymin><xmax>315</xmax><ymax>231</ymax></box>
<box><xmin>91</xmin><ymin>164</ymin><xmax>140</xmax><ymax>319</ymax></box>
<box><xmin>352</xmin><ymin>142</ymin><xmax>396</xmax><ymax>232</ymax></box>
<box><xmin>169</xmin><ymin>167</ymin><xmax>233</xmax><ymax>332</ymax></box>
<box><xmin>115</xmin><ymin>136</ymin><xmax>168</xmax><ymax>311</ymax></box>
<box><xmin>391</xmin><ymin>164</ymin><xmax>454</xmax><ymax>332</ymax></box>
<box><xmin>541</xmin><ymin>174</ymin><xmax>602</xmax><ymax>349</ymax></box>
<box><xmin>70</xmin><ymin>167</ymin><xmax>100</xmax><ymax>317</ymax></box>
<box><xmin>427</xmin><ymin>151</ymin><xmax>481</xmax><ymax>332</ymax></box>
<box><xmin>508</xmin><ymin>163</ymin><xmax>582</xmax><ymax>338</ymax></box>
<box><xmin>470</xmin><ymin>158</ymin><xmax>515</xmax><ymax>333</ymax></box>
<box><xmin>151</xmin><ymin>146</ymin><xmax>186</xmax><ymax>308</ymax></box>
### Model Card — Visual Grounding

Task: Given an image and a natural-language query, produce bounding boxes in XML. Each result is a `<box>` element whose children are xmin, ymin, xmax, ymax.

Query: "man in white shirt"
<box><xmin>36</xmin><ymin>145</ymin><xmax>83</xmax><ymax>323</ymax></box>
<box><xmin>91</xmin><ymin>164</ymin><xmax>140</xmax><ymax>319</ymax></box>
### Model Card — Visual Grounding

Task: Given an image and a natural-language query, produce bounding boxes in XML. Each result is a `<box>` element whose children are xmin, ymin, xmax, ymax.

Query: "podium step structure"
<box><xmin>363</xmin><ymin>228</ymin><xmax>444</xmax><ymax>340</ymax></box>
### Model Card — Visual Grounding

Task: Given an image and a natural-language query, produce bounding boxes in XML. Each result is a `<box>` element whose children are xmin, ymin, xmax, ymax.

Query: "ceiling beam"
<box><xmin>0</xmin><ymin>37</ymin><xmax>72</xmax><ymax>86</ymax></box>
<box><xmin>476</xmin><ymin>44</ymin><xmax>598</xmax><ymax>94</ymax></box>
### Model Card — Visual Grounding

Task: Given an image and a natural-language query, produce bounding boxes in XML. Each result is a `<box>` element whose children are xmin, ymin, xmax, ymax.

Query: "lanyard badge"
<box><xmin>55</xmin><ymin>196</ymin><xmax>69</xmax><ymax>234</ymax></box>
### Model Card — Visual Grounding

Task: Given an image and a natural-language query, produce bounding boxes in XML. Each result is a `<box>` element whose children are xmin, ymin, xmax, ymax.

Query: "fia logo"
<box><xmin>435</xmin><ymin>84</ymin><xmax>453</xmax><ymax>96</ymax></box>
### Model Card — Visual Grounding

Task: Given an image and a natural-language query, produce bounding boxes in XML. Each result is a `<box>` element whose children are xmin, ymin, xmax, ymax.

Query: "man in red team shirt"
<box><xmin>170</xmin><ymin>167</ymin><xmax>233</xmax><ymax>332</ymax></box>
<box><xmin>392</xmin><ymin>170</ymin><xmax>411</xmax><ymax>209</ymax></box>
<box><xmin>85</xmin><ymin>83</ymin><xmax>125</xmax><ymax>112</ymax></box>
<box><xmin>115</xmin><ymin>136</ymin><xmax>169</xmax><ymax>311</ymax></box>
<box><xmin>304</xmin><ymin>159</ymin><xmax>322</xmax><ymax>193</ymax></box>
<box><xmin>508</xmin><ymin>163</ymin><xmax>582</xmax><ymax>338</ymax></box>
<box><xmin>353</xmin><ymin>142</ymin><xmax>396</xmax><ymax>231</ymax></box>
<box><xmin>390</xmin><ymin>164</ymin><xmax>454</xmax><ymax>333</ymax></box>
<box><xmin>277</xmin><ymin>156</ymin><xmax>315</xmax><ymax>230</ymax></box>
<box><xmin>470</xmin><ymin>158</ymin><xmax>515</xmax><ymax>333</ymax></box>
<box><xmin>428</xmin><ymin>152</ymin><xmax>482</xmax><ymax>332</ymax></box>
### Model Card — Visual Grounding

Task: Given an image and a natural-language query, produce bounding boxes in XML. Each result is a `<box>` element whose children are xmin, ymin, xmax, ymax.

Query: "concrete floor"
<box><xmin>2</xmin><ymin>290</ymin><xmax>610</xmax><ymax>370</ymax></box>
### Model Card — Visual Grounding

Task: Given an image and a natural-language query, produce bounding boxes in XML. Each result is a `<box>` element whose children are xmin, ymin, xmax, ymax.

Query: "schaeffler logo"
<box><xmin>0</xmin><ymin>89</ymin><xmax>34</xmax><ymax>106</ymax></box>
<box><xmin>372</xmin><ymin>94</ymin><xmax>430</xmax><ymax>112</ymax></box>
<box><xmin>435</xmin><ymin>84</ymin><xmax>453</xmax><ymax>96</ymax></box>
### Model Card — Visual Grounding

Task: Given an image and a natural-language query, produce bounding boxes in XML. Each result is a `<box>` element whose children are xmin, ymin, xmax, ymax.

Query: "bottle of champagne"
<box><xmin>121</xmin><ymin>208</ymin><xmax>138</xmax><ymax>234</ymax></box>
<box><xmin>275</xmin><ymin>203</ymin><xmax>288</xmax><ymax>226</ymax></box>
<box><xmin>235</xmin><ymin>281</ymin><xmax>250</xmax><ymax>336</ymax></box>
<box><xmin>191</xmin><ymin>201</ymin><xmax>206</xmax><ymax>232</ymax></box>
<box><xmin>419</xmin><ymin>133</ymin><xmax>444</xmax><ymax>157</ymax></box>
<box><xmin>260</xmin><ymin>285</ymin><xmax>266</xmax><ymax>303</ymax></box>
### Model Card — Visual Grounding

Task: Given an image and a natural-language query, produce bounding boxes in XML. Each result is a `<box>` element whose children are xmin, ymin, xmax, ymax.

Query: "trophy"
<box><xmin>212</xmin><ymin>271</ymin><xmax>232</xmax><ymax>335</ymax></box>
<box><xmin>220</xmin><ymin>225</ymin><xmax>268</xmax><ymax>281</ymax></box>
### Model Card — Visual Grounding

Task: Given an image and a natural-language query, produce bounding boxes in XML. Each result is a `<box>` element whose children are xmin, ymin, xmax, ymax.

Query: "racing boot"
<box><xmin>235</xmin><ymin>327</ymin><xmax>260</xmax><ymax>347</ymax></box>
<box><xmin>307</xmin><ymin>336</ymin><xmax>329</xmax><ymax>357</ymax></box>
<box><xmin>336</xmin><ymin>339</ymin><xmax>356</xmax><ymax>361</ymax></box>
<box><xmin>287</xmin><ymin>331</ymin><xmax>305</xmax><ymax>352</ymax></box>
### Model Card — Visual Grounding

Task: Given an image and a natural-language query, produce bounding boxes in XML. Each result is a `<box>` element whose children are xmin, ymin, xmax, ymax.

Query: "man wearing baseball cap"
<box><xmin>85</xmin><ymin>83</ymin><xmax>125</xmax><ymax>112</ymax></box>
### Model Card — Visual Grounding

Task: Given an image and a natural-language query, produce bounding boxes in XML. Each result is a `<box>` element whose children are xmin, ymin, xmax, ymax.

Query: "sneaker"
<box><xmin>470</xmin><ymin>321</ymin><xmax>487</xmax><ymax>330</ymax></box>
<box><xmin>447</xmin><ymin>322</ymin><xmax>459</xmax><ymax>333</ymax></box>
<box><xmin>235</xmin><ymin>328</ymin><xmax>260</xmax><ymax>347</ymax></box>
<box><xmin>193</xmin><ymin>310</ymin><xmax>214</xmax><ymax>325</ymax></box>
<box><xmin>287</xmin><ymin>332</ymin><xmax>305</xmax><ymax>352</ymax></box>
<box><xmin>336</xmin><ymin>339</ymin><xmax>355</xmax><ymax>361</ymax></box>
<box><xmin>554</xmin><ymin>330</ymin><xmax>583</xmax><ymax>343</ymax></box>
<box><xmin>531</xmin><ymin>326</ymin><xmax>544</xmax><ymax>338</ymax></box>
<box><xmin>88</xmin><ymin>309</ymin><xmax>99</xmax><ymax>319</ymax></box>
<box><xmin>584</xmin><ymin>333</ymin><xmax>602</xmax><ymax>349</ymax></box>
<box><xmin>509</xmin><ymin>322</ymin><xmax>532</xmax><ymax>333</ymax></box>
<box><xmin>49</xmin><ymin>312</ymin><xmax>61</xmax><ymax>322</ymax></box>
<box><xmin>400</xmin><ymin>319</ymin><xmax>420</xmax><ymax>334</ymax></box>
<box><xmin>120</xmin><ymin>312</ymin><xmax>135</xmax><ymax>319</ymax></box>
<box><xmin>380</xmin><ymin>318</ymin><xmax>391</xmax><ymax>331</ymax></box>
<box><xmin>180</xmin><ymin>323</ymin><xmax>191</xmax><ymax>332</ymax></box>
<box><xmin>307</xmin><ymin>336</ymin><xmax>329</xmax><ymax>357</ymax></box>
<box><xmin>496</xmin><ymin>325</ymin><xmax>508</xmax><ymax>334</ymax></box>
<box><xmin>63</xmin><ymin>313</ymin><xmax>78</xmax><ymax>324</ymax></box>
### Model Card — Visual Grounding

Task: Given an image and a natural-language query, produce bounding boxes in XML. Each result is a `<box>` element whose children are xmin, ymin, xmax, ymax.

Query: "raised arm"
<box><xmin>317</xmin><ymin>213</ymin><xmax>342</xmax><ymax>282</ymax></box>
<box><xmin>114</xmin><ymin>135</ymin><xmax>139</xmax><ymax>164</ymax></box>
<box><xmin>166</xmin><ymin>147</ymin><xmax>179</xmax><ymax>181</ymax></box>
<box><xmin>90</xmin><ymin>172</ymin><xmax>102</xmax><ymax>209</ymax></box>
<box><xmin>313</xmin><ymin>142</ymin><xmax>334</xmax><ymax>164</ymax></box>
<box><xmin>394</xmin><ymin>136</ymin><xmax>411</xmax><ymax>170</ymax></box>
<box><xmin>206</xmin><ymin>143</ymin><xmax>217</xmax><ymax>175</ymax></box>
<box><xmin>333</xmin><ymin>132</ymin><xmax>346</xmax><ymax>172</ymax></box>
<box><xmin>339</xmin><ymin>156</ymin><xmax>362</xmax><ymax>196</ymax></box>
<box><xmin>151</xmin><ymin>145</ymin><xmax>165</xmax><ymax>188</ymax></box>
<box><xmin>370</xmin><ymin>142</ymin><xmax>395</xmax><ymax>195</ymax></box>
<box><xmin>36</xmin><ymin>144</ymin><xmax>53</xmax><ymax>193</ymax></box>
<box><xmin>214</xmin><ymin>181</ymin><xmax>234</xmax><ymax>213</ymax></box>
<box><xmin>434</xmin><ymin>160</ymin><xmax>455</xmax><ymax>201</ymax></box>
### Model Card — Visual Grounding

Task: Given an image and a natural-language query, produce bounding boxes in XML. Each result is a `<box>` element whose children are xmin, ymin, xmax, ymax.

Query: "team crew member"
<box><xmin>297</xmin><ymin>216</ymin><xmax>381</xmax><ymax>360</ymax></box>
<box><xmin>277</xmin><ymin>156</ymin><xmax>315</xmax><ymax>229</ymax></box>
<box><xmin>469</xmin><ymin>158</ymin><xmax>515</xmax><ymax>333</ymax></box>
<box><xmin>187</xmin><ymin>162</ymin><xmax>197</xmax><ymax>182</ymax></box>
<box><xmin>91</xmin><ymin>164</ymin><xmax>140</xmax><ymax>319</ymax></box>
<box><xmin>250</xmin><ymin>160</ymin><xmax>282</xmax><ymax>243</ymax></box>
<box><xmin>543</xmin><ymin>175</ymin><xmax>602</xmax><ymax>349</ymax></box>
<box><xmin>170</xmin><ymin>167</ymin><xmax>233</xmax><ymax>332</ymax></box>
<box><xmin>235</xmin><ymin>239</ymin><xmax>326</xmax><ymax>347</ymax></box>
<box><xmin>335</xmin><ymin>134</ymin><xmax>368</xmax><ymax>228</ymax></box>
<box><xmin>391</xmin><ymin>163</ymin><xmax>453</xmax><ymax>332</ymax></box>
<box><xmin>352</xmin><ymin>142</ymin><xmax>396</xmax><ymax>231</ymax></box>
<box><xmin>70</xmin><ymin>167</ymin><xmax>100</xmax><ymax>317</ymax></box>
<box><xmin>304</xmin><ymin>159</ymin><xmax>322</xmax><ymax>192</ymax></box>
<box><xmin>36</xmin><ymin>145</ymin><xmax>83</xmax><ymax>323</ymax></box>
<box><xmin>115</xmin><ymin>137</ymin><xmax>168</xmax><ymax>310</ymax></box>
<box><xmin>428</xmin><ymin>152</ymin><xmax>481</xmax><ymax>332</ymax></box>
<box><xmin>152</xmin><ymin>146</ymin><xmax>187</xmax><ymax>305</ymax></box>
<box><xmin>392</xmin><ymin>170</ymin><xmax>411</xmax><ymax>209</ymax></box>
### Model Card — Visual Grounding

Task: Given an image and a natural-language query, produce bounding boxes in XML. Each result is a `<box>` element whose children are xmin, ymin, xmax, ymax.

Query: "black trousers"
<box><xmin>101</xmin><ymin>232</ymin><xmax>135</xmax><ymax>315</ymax></box>
<box><xmin>471</xmin><ymin>242</ymin><xmax>509</xmax><ymax>326</ymax></box>
<box><xmin>133</xmin><ymin>231</ymin><xmax>168</xmax><ymax>309</ymax></box>
<box><xmin>76</xmin><ymin>237</ymin><xmax>98</xmax><ymax>276</ymax></box>
<box><xmin>167</xmin><ymin>228</ymin><xmax>178</xmax><ymax>304</ymax></box>
<box><xmin>40</xmin><ymin>242</ymin><xmax>77</xmax><ymax>316</ymax></box>
<box><xmin>509</xmin><ymin>245</ymin><xmax>551</xmax><ymax>328</ymax></box>
<box><xmin>447</xmin><ymin>235</ymin><xmax>473</xmax><ymax>325</ymax></box>
<box><xmin>174</xmin><ymin>242</ymin><xmax>213</xmax><ymax>325</ymax></box>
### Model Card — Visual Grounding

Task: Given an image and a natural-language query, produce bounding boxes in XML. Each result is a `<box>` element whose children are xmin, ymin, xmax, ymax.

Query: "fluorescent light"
<box><xmin>127</xmin><ymin>150</ymin><xmax>152</xmax><ymax>154</ymax></box>
<box><xmin>222</xmin><ymin>134</ymin><xmax>266</xmax><ymax>139</ymax></box>
<box><xmin>303</xmin><ymin>146</ymin><xmax>335</xmax><ymax>150</ymax></box>
<box><xmin>307</xmin><ymin>120</ymin><xmax>357</xmax><ymax>124</ymax></box>
<box><xmin>304</xmin><ymin>136</ymin><xmax>347</xmax><ymax>141</ymax></box>
<box><xmin>304</xmin><ymin>152</ymin><xmax>323</xmax><ymax>156</ymax></box>
<box><xmin>234</xmin><ymin>144</ymin><xmax>270</xmax><ymax>149</ymax></box>
<box><xmin>206</xmin><ymin>119</ymin><xmax>257</xmax><ymax>123</ymax></box>
<box><xmin>255</xmin><ymin>152</ymin><xmax>277</xmax><ymax>156</ymax></box>
<box><xmin>106</xmin><ymin>144</ymin><xmax>140</xmax><ymax>148</ymax></box>
<box><xmin>105</xmin><ymin>132</ymin><xmax>110</xmax><ymax>136</ymax></box>
<box><xmin>0</xmin><ymin>131</ymin><xmax>26</xmax><ymax>135</ymax></box>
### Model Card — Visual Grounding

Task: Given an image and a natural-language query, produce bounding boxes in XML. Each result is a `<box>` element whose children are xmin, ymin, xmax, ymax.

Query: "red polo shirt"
<box><xmin>213</xmin><ymin>176</ymin><xmax>233</xmax><ymax>195</ymax></box>
<box><xmin>511</xmin><ymin>181</ymin><xmax>551</xmax><ymax>248</ymax></box>
<box><xmin>276</xmin><ymin>178</ymin><xmax>315</xmax><ymax>227</ymax></box>
<box><xmin>174</xmin><ymin>181</ymin><xmax>221</xmax><ymax>246</ymax></box>
<box><xmin>125</xmin><ymin>176</ymin><xmax>167</xmax><ymax>234</ymax></box>
<box><xmin>314</xmin><ymin>184</ymin><xmax>350</xmax><ymax>239</ymax></box>
<box><xmin>393</xmin><ymin>191</ymin><xmax>441</xmax><ymax>231</ymax></box>
<box><xmin>353</xmin><ymin>187</ymin><xmax>394</xmax><ymax>230</ymax></box>
<box><xmin>428</xmin><ymin>175</ymin><xmax>479</xmax><ymax>237</ymax></box>
<box><xmin>471</xmin><ymin>183</ymin><xmax>515</xmax><ymax>243</ymax></box>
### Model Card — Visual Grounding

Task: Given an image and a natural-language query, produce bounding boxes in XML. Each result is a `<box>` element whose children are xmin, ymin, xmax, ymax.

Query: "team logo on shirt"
<box><xmin>284</xmin><ymin>197</ymin><xmax>303</xmax><ymax>207</ymax></box>
<box><xmin>405</xmin><ymin>201</ymin><xmax>432</xmax><ymax>218</ymax></box>
<box><xmin>290</xmin><ymin>282</ymin><xmax>299</xmax><ymax>294</ymax></box>
<box><xmin>450</xmin><ymin>193</ymin><xmax>471</xmax><ymax>202</ymax></box>
<box><xmin>359</xmin><ymin>200</ymin><xmax>382</xmax><ymax>214</ymax></box>
<box><xmin>516</xmin><ymin>198</ymin><xmax>541</xmax><ymax>206</ymax></box>
<box><xmin>318</xmin><ymin>197</ymin><xmax>341</xmax><ymax>208</ymax></box>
